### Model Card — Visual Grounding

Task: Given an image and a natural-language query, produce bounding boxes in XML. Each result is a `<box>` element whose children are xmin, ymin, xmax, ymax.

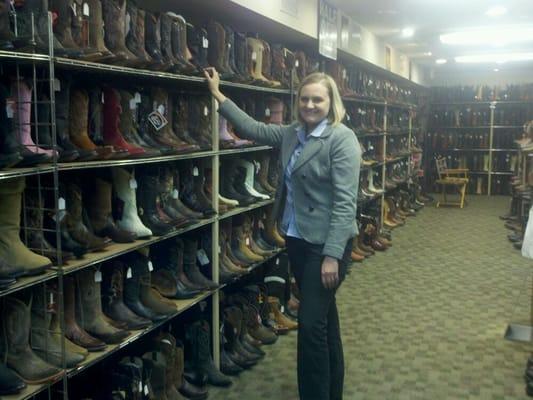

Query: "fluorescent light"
<box><xmin>424</xmin><ymin>52</ymin><xmax>433</xmax><ymax>56</ymax></box>
<box><xmin>485</xmin><ymin>6</ymin><xmax>507</xmax><ymax>17</ymax></box>
<box><xmin>401</xmin><ymin>27</ymin><xmax>415</xmax><ymax>38</ymax></box>
<box><xmin>455</xmin><ymin>52</ymin><xmax>533</xmax><ymax>63</ymax></box>
<box><xmin>440</xmin><ymin>27</ymin><xmax>533</xmax><ymax>46</ymax></box>
<box><xmin>435</xmin><ymin>58</ymin><xmax>447</xmax><ymax>64</ymax></box>
<box><xmin>493</xmin><ymin>68</ymin><xmax>500</xmax><ymax>72</ymax></box>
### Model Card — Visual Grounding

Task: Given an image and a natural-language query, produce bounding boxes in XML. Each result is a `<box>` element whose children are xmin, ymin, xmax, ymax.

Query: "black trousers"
<box><xmin>286</xmin><ymin>237</ymin><xmax>353</xmax><ymax>400</ymax></box>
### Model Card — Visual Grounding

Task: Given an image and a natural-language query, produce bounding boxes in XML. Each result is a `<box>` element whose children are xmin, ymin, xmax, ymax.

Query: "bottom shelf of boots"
<box><xmin>67</xmin><ymin>289</ymin><xmax>217</xmax><ymax>379</ymax></box>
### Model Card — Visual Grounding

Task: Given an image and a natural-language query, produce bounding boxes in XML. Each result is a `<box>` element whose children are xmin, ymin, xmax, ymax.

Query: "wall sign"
<box><xmin>318</xmin><ymin>0</ymin><xmax>338</xmax><ymax>60</ymax></box>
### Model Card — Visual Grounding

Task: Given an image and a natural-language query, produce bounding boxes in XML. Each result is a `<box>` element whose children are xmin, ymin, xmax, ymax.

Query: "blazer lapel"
<box><xmin>291</xmin><ymin>138</ymin><xmax>323</xmax><ymax>173</ymax></box>
<box><xmin>282</xmin><ymin>131</ymin><xmax>299</xmax><ymax>170</ymax></box>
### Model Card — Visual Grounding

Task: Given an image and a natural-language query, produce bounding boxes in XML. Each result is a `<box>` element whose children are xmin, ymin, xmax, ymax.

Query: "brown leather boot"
<box><xmin>86</xmin><ymin>0</ymin><xmax>115</xmax><ymax>60</ymax></box>
<box><xmin>268</xmin><ymin>296</ymin><xmax>297</xmax><ymax>330</ymax></box>
<box><xmin>76</xmin><ymin>268</ymin><xmax>130</xmax><ymax>344</ymax></box>
<box><xmin>125</xmin><ymin>1</ymin><xmax>152</xmax><ymax>66</ymax></box>
<box><xmin>101</xmin><ymin>0</ymin><xmax>137</xmax><ymax>64</ymax></box>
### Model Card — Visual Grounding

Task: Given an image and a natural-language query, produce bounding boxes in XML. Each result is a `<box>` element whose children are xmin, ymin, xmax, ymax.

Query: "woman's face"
<box><xmin>298</xmin><ymin>82</ymin><xmax>331</xmax><ymax>130</ymax></box>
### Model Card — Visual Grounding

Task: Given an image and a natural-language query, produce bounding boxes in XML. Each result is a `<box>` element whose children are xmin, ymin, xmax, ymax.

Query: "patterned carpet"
<box><xmin>210</xmin><ymin>195</ymin><xmax>533</xmax><ymax>400</ymax></box>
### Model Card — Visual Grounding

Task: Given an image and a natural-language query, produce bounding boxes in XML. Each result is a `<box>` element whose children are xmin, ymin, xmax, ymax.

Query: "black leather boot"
<box><xmin>136</xmin><ymin>170</ymin><xmax>174</xmax><ymax>236</ymax></box>
<box><xmin>182</xmin><ymin>237</ymin><xmax>218</xmax><ymax>290</ymax></box>
<box><xmin>144</xmin><ymin>11</ymin><xmax>165</xmax><ymax>69</ymax></box>
<box><xmin>0</xmin><ymin>364</ymin><xmax>26</xmax><ymax>395</ymax></box>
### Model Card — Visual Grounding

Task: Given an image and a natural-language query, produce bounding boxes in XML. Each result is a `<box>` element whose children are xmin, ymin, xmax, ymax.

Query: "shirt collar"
<box><xmin>296</xmin><ymin>118</ymin><xmax>329</xmax><ymax>143</ymax></box>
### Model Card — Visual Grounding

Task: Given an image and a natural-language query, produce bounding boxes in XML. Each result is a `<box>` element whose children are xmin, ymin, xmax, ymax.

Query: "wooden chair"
<box><xmin>434</xmin><ymin>156</ymin><xmax>469</xmax><ymax>208</ymax></box>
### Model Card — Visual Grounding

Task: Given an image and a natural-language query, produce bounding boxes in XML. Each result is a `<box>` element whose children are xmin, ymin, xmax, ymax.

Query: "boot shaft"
<box><xmin>69</xmin><ymin>88</ymin><xmax>90</xmax><ymax>139</ymax></box>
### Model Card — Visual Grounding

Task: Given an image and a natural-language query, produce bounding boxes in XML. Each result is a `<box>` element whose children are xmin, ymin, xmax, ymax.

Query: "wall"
<box><xmin>229</xmin><ymin>0</ymin><xmax>318</xmax><ymax>38</ymax></box>
<box><xmin>430</xmin><ymin>65</ymin><xmax>533</xmax><ymax>86</ymax></box>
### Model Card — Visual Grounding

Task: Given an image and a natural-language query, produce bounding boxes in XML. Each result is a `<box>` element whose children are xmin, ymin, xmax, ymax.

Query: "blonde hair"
<box><xmin>296</xmin><ymin>72</ymin><xmax>346</xmax><ymax>126</ymax></box>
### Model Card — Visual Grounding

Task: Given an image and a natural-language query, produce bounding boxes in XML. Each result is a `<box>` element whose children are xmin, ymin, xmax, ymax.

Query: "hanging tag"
<box><xmin>202</xmin><ymin>37</ymin><xmax>209</xmax><ymax>48</ymax></box>
<box><xmin>258</xmin><ymin>220</ymin><xmax>265</xmax><ymax>229</ymax></box>
<box><xmin>147</xmin><ymin>111</ymin><xmax>168</xmax><ymax>131</ymax></box>
<box><xmin>126</xmin><ymin>267</ymin><xmax>133</xmax><ymax>279</ymax></box>
<box><xmin>276</xmin><ymin>258</ymin><xmax>280</xmax><ymax>265</ymax></box>
<box><xmin>129</xmin><ymin>98</ymin><xmax>137</xmax><ymax>110</ymax></box>
<box><xmin>342</xmin><ymin>69</ymin><xmax>347</xmax><ymax>79</ymax></box>
<box><xmin>70</xmin><ymin>3</ymin><xmax>77</xmax><ymax>17</ymax></box>
<box><xmin>228</xmin><ymin>42</ymin><xmax>231</xmax><ymax>49</ymax></box>
<box><xmin>53</xmin><ymin>78</ymin><xmax>61</xmax><ymax>92</ymax></box>
<box><xmin>172</xmin><ymin>189</ymin><xmax>179</xmax><ymax>199</ymax></box>
<box><xmin>144</xmin><ymin>385</ymin><xmax>149</xmax><ymax>396</ymax></box>
<box><xmin>138</xmin><ymin>381</ymin><xmax>142</xmax><ymax>393</ymax></box>
<box><xmin>82</xmin><ymin>2</ymin><xmax>89</xmax><ymax>16</ymax></box>
<box><xmin>245</xmin><ymin>237</ymin><xmax>250</xmax><ymax>246</ymax></box>
<box><xmin>5</xmin><ymin>100</ymin><xmax>14</xmax><ymax>118</ymax></box>
<box><xmin>134</xmin><ymin>92</ymin><xmax>141</xmax><ymax>103</ymax></box>
<box><xmin>157</xmin><ymin>104</ymin><xmax>165</xmax><ymax>115</ymax></box>
<box><xmin>203</xmin><ymin>106</ymin><xmax>209</xmax><ymax>116</ymax></box>
<box><xmin>265</xmin><ymin>108</ymin><xmax>271</xmax><ymax>117</ymax></box>
<box><xmin>49</xmin><ymin>292</ymin><xmax>55</xmax><ymax>305</ymax></box>
<box><xmin>94</xmin><ymin>270</ymin><xmax>102</xmax><ymax>282</ymax></box>
<box><xmin>197</xmin><ymin>249</ymin><xmax>210</xmax><ymax>266</ymax></box>
<box><xmin>295</xmin><ymin>59</ymin><xmax>299</xmax><ymax>67</ymax></box>
<box><xmin>280</xmin><ymin>304</ymin><xmax>285</xmax><ymax>313</ymax></box>
<box><xmin>148</xmin><ymin>261</ymin><xmax>154</xmax><ymax>271</ymax></box>
<box><xmin>129</xmin><ymin>178</ymin><xmax>138</xmax><ymax>189</ymax></box>
<box><xmin>193</xmin><ymin>167</ymin><xmax>199</xmax><ymax>176</ymax></box>
<box><xmin>58</xmin><ymin>197</ymin><xmax>66</xmax><ymax>210</ymax></box>
<box><xmin>251</xmin><ymin>51</ymin><xmax>257</xmax><ymax>61</ymax></box>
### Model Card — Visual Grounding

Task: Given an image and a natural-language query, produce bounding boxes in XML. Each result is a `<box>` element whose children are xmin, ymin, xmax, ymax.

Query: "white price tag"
<box><xmin>129</xmin><ymin>178</ymin><xmax>138</xmax><ymax>189</ymax></box>
<box><xmin>245</xmin><ymin>238</ymin><xmax>250</xmax><ymax>246</ymax></box>
<box><xmin>53</xmin><ymin>79</ymin><xmax>61</xmax><ymax>92</ymax></box>
<box><xmin>197</xmin><ymin>249</ymin><xmax>210</xmax><ymax>266</ymax></box>
<box><xmin>70</xmin><ymin>3</ymin><xmax>77</xmax><ymax>17</ymax></box>
<box><xmin>342</xmin><ymin>69</ymin><xmax>347</xmax><ymax>79</ymax></box>
<box><xmin>193</xmin><ymin>167</ymin><xmax>199</xmax><ymax>176</ymax></box>
<box><xmin>148</xmin><ymin>261</ymin><xmax>153</xmax><ymax>272</ymax></box>
<box><xmin>251</xmin><ymin>52</ymin><xmax>257</xmax><ymax>61</ymax></box>
<box><xmin>258</xmin><ymin>220</ymin><xmax>265</xmax><ymax>229</ymax></box>
<box><xmin>157</xmin><ymin>104</ymin><xmax>165</xmax><ymax>115</ymax></box>
<box><xmin>228</xmin><ymin>43</ymin><xmax>231</xmax><ymax>49</ymax></box>
<box><xmin>5</xmin><ymin>101</ymin><xmax>14</xmax><ymax>118</ymax></box>
<box><xmin>276</xmin><ymin>258</ymin><xmax>280</xmax><ymax>265</ymax></box>
<box><xmin>49</xmin><ymin>292</ymin><xmax>54</xmax><ymax>305</ymax></box>
<box><xmin>94</xmin><ymin>270</ymin><xmax>102</xmax><ymax>282</ymax></box>
<box><xmin>295</xmin><ymin>59</ymin><xmax>299</xmax><ymax>67</ymax></box>
<box><xmin>203</xmin><ymin>106</ymin><xmax>208</xmax><ymax>116</ymax></box>
<box><xmin>265</xmin><ymin>108</ymin><xmax>270</xmax><ymax>117</ymax></box>
<box><xmin>144</xmin><ymin>385</ymin><xmax>149</xmax><ymax>396</ymax></box>
<box><xmin>129</xmin><ymin>98</ymin><xmax>137</xmax><ymax>110</ymax></box>
<box><xmin>126</xmin><ymin>267</ymin><xmax>133</xmax><ymax>279</ymax></box>
<box><xmin>82</xmin><ymin>2</ymin><xmax>89</xmax><ymax>16</ymax></box>
<box><xmin>172</xmin><ymin>189</ymin><xmax>179</xmax><ymax>199</ymax></box>
<box><xmin>134</xmin><ymin>92</ymin><xmax>141</xmax><ymax>103</ymax></box>
<box><xmin>138</xmin><ymin>381</ymin><xmax>142</xmax><ymax>393</ymax></box>
<box><xmin>58</xmin><ymin>197</ymin><xmax>66</xmax><ymax>210</ymax></box>
<box><xmin>101</xmin><ymin>92</ymin><xmax>105</xmax><ymax>103</ymax></box>
<box><xmin>202</xmin><ymin>37</ymin><xmax>209</xmax><ymax>48</ymax></box>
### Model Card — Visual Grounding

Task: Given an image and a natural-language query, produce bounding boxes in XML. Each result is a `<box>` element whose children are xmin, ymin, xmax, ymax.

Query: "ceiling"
<box><xmin>328</xmin><ymin>0</ymin><xmax>533</xmax><ymax>69</ymax></box>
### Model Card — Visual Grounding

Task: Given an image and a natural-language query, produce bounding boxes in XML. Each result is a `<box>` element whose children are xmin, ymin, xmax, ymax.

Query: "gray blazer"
<box><xmin>219</xmin><ymin>100</ymin><xmax>361</xmax><ymax>260</ymax></box>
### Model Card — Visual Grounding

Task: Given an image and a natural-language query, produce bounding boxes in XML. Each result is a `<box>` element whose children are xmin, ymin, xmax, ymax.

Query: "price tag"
<box><xmin>258</xmin><ymin>220</ymin><xmax>265</xmax><ymax>229</ymax></box>
<box><xmin>70</xmin><ymin>3</ymin><xmax>77</xmax><ymax>16</ymax></box>
<box><xmin>53</xmin><ymin>78</ymin><xmax>61</xmax><ymax>92</ymax></box>
<box><xmin>193</xmin><ymin>167</ymin><xmax>199</xmax><ymax>176</ymax></box>
<box><xmin>172</xmin><ymin>189</ymin><xmax>179</xmax><ymax>199</ymax></box>
<box><xmin>129</xmin><ymin>98</ymin><xmax>137</xmax><ymax>110</ymax></box>
<box><xmin>94</xmin><ymin>270</ymin><xmax>102</xmax><ymax>282</ymax></box>
<box><xmin>101</xmin><ymin>92</ymin><xmax>105</xmax><ymax>103</ymax></box>
<box><xmin>148</xmin><ymin>261</ymin><xmax>154</xmax><ymax>271</ymax></box>
<box><xmin>126</xmin><ymin>267</ymin><xmax>133</xmax><ymax>279</ymax></box>
<box><xmin>342</xmin><ymin>69</ymin><xmax>347</xmax><ymax>79</ymax></box>
<box><xmin>202</xmin><ymin>37</ymin><xmax>209</xmax><ymax>48</ymax></box>
<box><xmin>138</xmin><ymin>381</ymin><xmax>142</xmax><ymax>393</ymax></box>
<box><xmin>134</xmin><ymin>92</ymin><xmax>141</xmax><ymax>103</ymax></box>
<box><xmin>251</xmin><ymin>52</ymin><xmax>257</xmax><ymax>61</ymax></box>
<box><xmin>265</xmin><ymin>108</ymin><xmax>270</xmax><ymax>117</ymax></box>
<box><xmin>197</xmin><ymin>249</ymin><xmax>210</xmax><ymax>266</ymax></box>
<box><xmin>58</xmin><ymin>197</ymin><xmax>66</xmax><ymax>210</ymax></box>
<box><xmin>82</xmin><ymin>2</ymin><xmax>89</xmax><ymax>16</ymax></box>
<box><xmin>204</xmin><ymin>106</ymin><xmax>208</xmax><ymax>116</ymax></box>
<box><xmin>157</xmin><ymin>104</ymin><xmax>165</xmax><ymax>115</ymax></box>
<box><xmin>295</xmin><ymin>59</ymin><xmax>299</xmax><ymax>67</ymax></box>
<box><xmin>144</xmin><ymin>385</ymin><xmax>149</xmax><ymax>396</ymax></box>
<box><xmin>129</xmin><ymin>178</ymin><xmax>137</xmax><ymax>189</ymax></box>
<box><xmin>276</xmin><ymin>258</ymin><xmax>280</xmax><ymax>265</ymax></box>
<box><xmin>5</xmin><ymin>101</ymin><xmax>14</xmax><ymax>118</ymax></box>
<box><xmin>49</xmin><ymin>292</ymin><xmax>54</xmax><ymax>305</ymax></box>
<box><xmin>245</xmin><ymin>237</ymin><xmax>250</xmax><ymax>246</ymax></box>
<box><xmin>228</xmin><ymin>43</ymin><xmax>231</xmax><ymax>49</ymax></box>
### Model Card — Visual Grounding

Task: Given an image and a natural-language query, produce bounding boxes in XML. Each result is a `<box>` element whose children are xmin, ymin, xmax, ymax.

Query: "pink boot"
<box><xmin>12</xmin><ymin>80</ymin><xmax>56</xmax><ymax>157</ymax></box>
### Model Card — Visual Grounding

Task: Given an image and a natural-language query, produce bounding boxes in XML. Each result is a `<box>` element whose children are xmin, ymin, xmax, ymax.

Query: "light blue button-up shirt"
<box><xmin>281</xmin><ymin>119</ymin><xmax>329</xmax><ymax>238</ymax></box>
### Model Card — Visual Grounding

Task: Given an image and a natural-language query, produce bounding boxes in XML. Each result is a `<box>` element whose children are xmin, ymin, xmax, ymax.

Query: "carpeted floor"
<box><xmin>210</xmin><ymin>195</ymin><xmax>533</xmax><ymax>400</ymax></box>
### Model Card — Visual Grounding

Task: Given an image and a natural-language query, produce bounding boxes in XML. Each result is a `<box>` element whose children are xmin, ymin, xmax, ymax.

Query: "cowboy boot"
<box><xmin>182</xmin><ymin>237</ymin><xmax>218</xmax><ymax>290</ymax></box>
<box><xmin>167</xmin><ymin>12</ymin><xmax>196</xmax><ymax>74</ymax></box>
<box><xmin>144</xmin><ymin>11</ymin><xmax>165</xmax><ymax>69</ymax></box>
<box><xmin>0</xmin><ymin>82</ymin><xmax>23</xmax><ymax>167</ymax></box>
<box><xmin>102</xmin><ymin>262</ymin><xmax>151</xmax><ymax>330</ymax></box>
<box><xmin>63</xmin><ymin>182</ymin><xmax>111</xmax><ymax>251</ymax></box>
<box><xmin>76</xmin><ymin>267</ymin><xmax>130</xmax><ymax>344</ymax></box>
<box><xmin>0</xmin><ymin>295</ymin><xmax>62</xmax><ymax>384</ymax></box>
<box><xmin>0</xmin><ymin>178</ymin><xmax>51</xmax><ymax>276</ymax></box>
<box><xmin>112</xmin><ymin>168</ymin><xmax>153</xmax><ymax>238</ymax></box>
<box><xmin>86</xmin><ymin>0</ymin><xmax>115</xmax><ymax>60</ymax></box>
<box><xmin>101</xmin><ymin>0</ymin><xmax>137</xmax><ymax>64</ymax></box>
<box><xmin>125</xmin><ymin>3</ymin><xmax>152</xmax><ymax>65</ymax></box>
<box><xmin>50</xmin><ymin>0</ymin><xmax>83</xmax><ymax>52</ymax></box>
<box><xmin>0</xmin><ymin>0</ymin><xmax>16</xmax><ymax>50</ymax></box>
<box><xmin>30</xmin><ymin>285</ymin><xmax>87</xmax><ymax>368</ymax></box>
<box><xmin>69</xmin><ymin>0</ymin><xmax>103</xmax><ymax>60</ymax></box>
<box><xmin>136</xmin><ymin>170</ymin><xmax>174</xmax><ymax>236</ymax></box>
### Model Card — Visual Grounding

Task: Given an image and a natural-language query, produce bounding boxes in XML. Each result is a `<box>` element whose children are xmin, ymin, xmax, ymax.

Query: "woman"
<box><xmin>204</xmin><ymin>67</ymin><xmax>361</xmax><ymax>400</ymax></box>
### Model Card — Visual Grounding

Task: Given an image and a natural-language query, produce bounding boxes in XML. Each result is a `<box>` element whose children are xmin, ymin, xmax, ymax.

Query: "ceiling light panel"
<box><xmin>440</xmin><ymin>27</ymin><xmax>533</xmax><ymax>46</ymax></box>
<box><xmin>455</xmin><ymin>52</ymin><xmax>533</xmax><ymax>63</ymax></box>
<box><xmin>485</xmin><ymin>6</ymin><xmax>507</xmax><ymax>17</ymax></box>
<box><xmin>401</xmin><ymin>27</ymin><xmax>415</xmax><ymax>38</ymax></box>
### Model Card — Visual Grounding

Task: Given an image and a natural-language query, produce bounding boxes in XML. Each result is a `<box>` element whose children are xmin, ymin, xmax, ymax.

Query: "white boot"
<box><xmin>368</xmin><ymin>171</ymin><xmax>384</xmax><ymax>194</ymax></box>
<box><xmin>112</xmin><ymin>168</ymin><xmax>153</xmax><ymax>238</ymax></box>
<box><xmin>219</xmin><ymin>194</ymin><xmax>239</xmax><ymax>206</ymax></box>
<box><xmin>237</xmin><ymin>160</ymin><xmax>270</xmax><ymax>200</ymax></box>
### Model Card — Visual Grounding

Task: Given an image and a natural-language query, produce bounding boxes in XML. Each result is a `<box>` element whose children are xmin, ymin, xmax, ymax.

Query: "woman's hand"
<box><xmin>203</xmin><ymin>67</ymin><xmax>227</xmax><ymax>103</ymax></box>
<box><xmin>321</xmin><ymin>256</ymin><xmax>339</xmax><ymax>289</ymax></box>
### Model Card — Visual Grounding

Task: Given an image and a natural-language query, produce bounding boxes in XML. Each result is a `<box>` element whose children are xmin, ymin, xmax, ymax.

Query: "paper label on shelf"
<box><xmin>197</xmin><ymin>249</ymin><xmax>210</xmax><ymax>266</ymax></box>
<box><xmin>280</xmin><ymin>304</ymin><xmax>284</xmax><ymax>313</ymax></box>
<box><xmin>53</xmin><ymin>78</ymin><xmax>61</xmax><ymax>92</ymax></box>
<box><xmin>129</xmin><ymin>178</ymin><xmax>137</xmax><ymax>189</ymax></box>
<box><xmin>82</xmin><ymin>2</ymin><xmax>89</xmax><ymax>16</ymax></box>
<box><xmin>172</xmin><ymin>189</ymin><xmax>179</xmax><ymax>199</ymax></box>
<box><xmin>147</xmin><ymin>111</ymin><xmax>168</xmax><ymax>131</ymax></box>
<box><xmin>126</xmin><ymin>267</ymin><xmax>132</xmax><ymax>279</ymax></box>
<box><xmin>204</xmin><ymin>106</ymin><xmax>208</xmax><ymax>116</ymax></box>
<box><xmin>251</xmin><ymin>51</ymin><xmax>257</xmax><ymax>61</ymax></box>
<box><xmin>134</xmin><ymin>92</ymin><xmax>141</xmax><ymax>103</ymax></box>
<box><xmin>94</xmin><ymin>270</ymin><xmax>102</xmax><ymax>282</ymax></box>
<box><xmin>148</xmin><ymin>261</ymin><xmax>153</xmax><ymax>271</ymax></box>
<box><xmin>193</xmin><ymin>167</ymin><xmax>199</xmax><ymax>176</ymax></box>
<box><xmin>265</xmin><ymin>108</ymin><xmax>270</xmax><ymax>117</ymax></box>
<box><xmin>157</xmin><ymin>104</ymin><xmax>165</xmax><ymax>116</ymax></box>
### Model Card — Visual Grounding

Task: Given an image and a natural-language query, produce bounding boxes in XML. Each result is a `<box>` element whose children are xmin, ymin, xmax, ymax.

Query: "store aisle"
<box><xmin>210</xmin><ymin>196</ymin><xmax>532</xmax><ymax>400</ymax></box>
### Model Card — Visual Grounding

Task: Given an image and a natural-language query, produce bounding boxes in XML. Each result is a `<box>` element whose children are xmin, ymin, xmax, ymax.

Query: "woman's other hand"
<box><xmin>203</xmin><ymin>67</ymin><xmax>226</xmax><ymax>103</ymax></box>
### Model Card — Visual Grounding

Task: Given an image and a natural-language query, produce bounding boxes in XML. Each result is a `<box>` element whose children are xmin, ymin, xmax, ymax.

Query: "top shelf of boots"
<box><xmin>432</xmin><ymin>101</ymin><xmax>533</xmax><ymax>106</ymax></box>
<box><xmin>342</xmin><ymin>96</ymin><xmax>417</xmax><ymax>109</ymax></box>
<box><xmin>54</xmin><ymin>58</ymin><xmax>292</xmax><ymax>95</ymax></box>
